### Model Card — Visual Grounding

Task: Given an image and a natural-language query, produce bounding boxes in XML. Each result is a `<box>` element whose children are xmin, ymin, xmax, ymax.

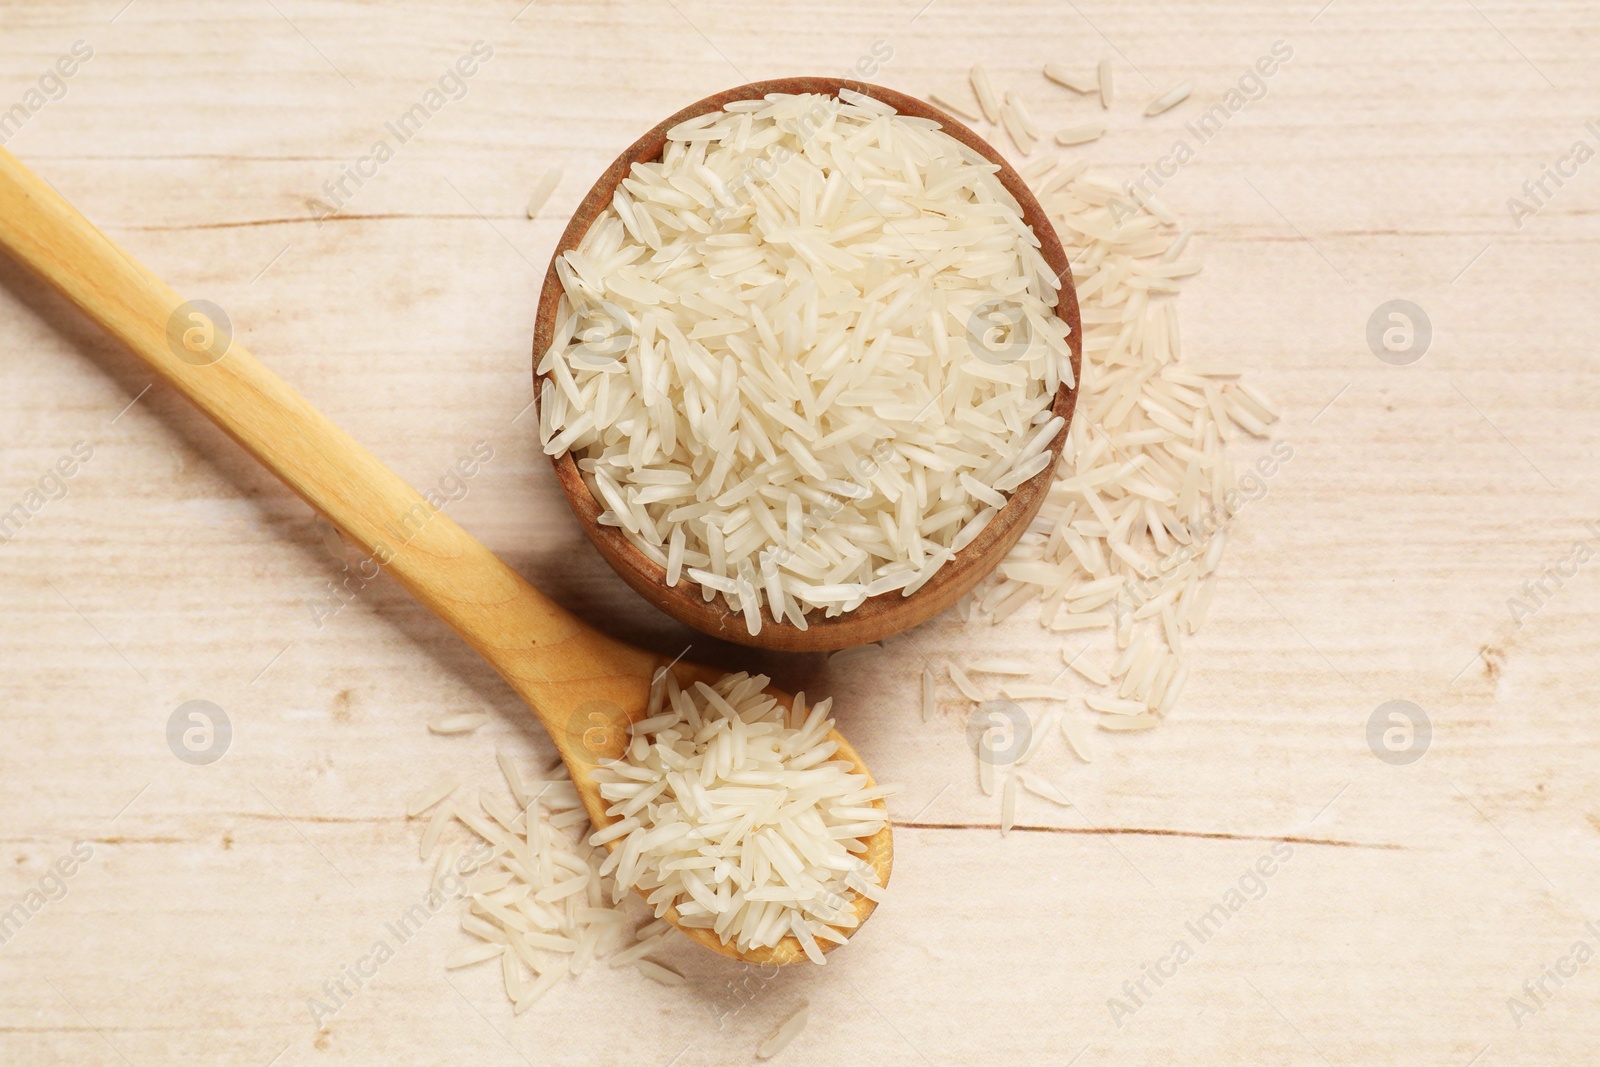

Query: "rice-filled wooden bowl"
<box><xmin>533</xmin><ymin>77</ymin><xmax>1081</xmax><ymax>652</ymax></box>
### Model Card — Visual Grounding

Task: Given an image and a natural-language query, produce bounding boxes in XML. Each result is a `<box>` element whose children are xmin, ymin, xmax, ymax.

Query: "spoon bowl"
<box><xmin>550</xmin><ymin>651</ymin><xmax>891</xmax><ymax>965</ymax></box>
<box><xmin>533</xmin><ymin>77</ymin><xmax>1083</xmax><ymax>653</ymax></box>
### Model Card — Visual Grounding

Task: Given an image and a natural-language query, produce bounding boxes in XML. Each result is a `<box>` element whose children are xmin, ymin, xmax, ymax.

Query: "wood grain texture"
<box><xmin>1</xmin><ymin>0</ymin><xmax>1598</xmax><ymax>1064</ymax></box>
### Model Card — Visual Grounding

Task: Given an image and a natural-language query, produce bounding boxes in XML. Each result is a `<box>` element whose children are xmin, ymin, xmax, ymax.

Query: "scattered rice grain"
<box><xmin>758</xmin><ymin>1003</ymin><xmax>810</xmax><ymax>1060</ymax></box>
<box><xmin>1143</xmin><ymin>82</ymin><xmax>1193</xmax><ymax>117</ymax></box>
<box><xmin>429</xmin><ymin>712</ymin><xmax>488</xmax><ymax>735</ymax></box>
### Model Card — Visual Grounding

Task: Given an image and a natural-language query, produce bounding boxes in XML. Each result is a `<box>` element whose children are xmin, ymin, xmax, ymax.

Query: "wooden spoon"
<box><xmin>533</xmin><ymin>78</ymin><xmax>1084</xmax><ymax>654</ymax></box>
<box><xmin>0</xmin><ymin>145</ymin><xmax>889</xmax><ymax>966</ymax></box>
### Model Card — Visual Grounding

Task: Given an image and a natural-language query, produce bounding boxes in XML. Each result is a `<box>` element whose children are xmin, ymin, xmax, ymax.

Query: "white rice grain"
<box><xmin>948</xmin><ymin>663</ymin><xmax>986</xmax><ymax>702</ymax></box>
<box><xmin>429</xmin><ymin>712</ymin><xmax>488</xmax><ymax>735</ymax></box>
<box><xmin>525</xmin><ymin>167</ymin><xmax>563</xmax><ymax>219</ymax></box>
<box><xmin>758</xmin><ymin>1003</ymin><xmax>810</xmax><ymax>1060</ymax></box>
<box><xmin>1017</xmin><ymin>769</ymin><xmax>1072</xmax><ymax>806</ymax></box>
<box><xmin>951</xmin><ymin>152</ymin><xmax>1276</xmax><ymax>742</ymax></box>
<box><xmin>419</xmin><ymin>798</ymin><xmax>454</xmax><ymax>861</ymax></box>
<box><xmin>407</xmin><ymin>772</ymin><xmax>461</xmax><ymax>816</ymax></box>
<box><xmin>1061</xmin><ymin>714</ymin><xmax>1098</xmax><ymax>761</ymax></box>
<box><xmin>1143</xmin><ymin>82</ymin><xmax>1194</xmax><ymax>117</ymax></box>
<box><xmin>1004</xmin><ymin>683</ymin><xmax>1074</xmax><ymax>700</ymax></box>
<box><xmin>970</xmin><ymin>64</ymin><xmax>1002</xmax><ymax>123</ymax></box>
<box><xmin>929</xmin><ymin>90</ymin><xmax>982</xmax><ymax>123</ymax></box>
<box><xmin>1006</xmin><ymin>90</ymin><xmax>1042</xmax><ymax>139</ymax></box>
<box><xmin>514</xmin><ymin>959</ymin><xmax>569</xmax><ymax>1014</ymax></box>
<box><xmin>1055</xmin><ymin>122</ymin><xmax>1107</xmax><ymax>146</ymax></box>
<box><xmin>591</xmin><ymin>673</ymin><xmax>890</xmax><ymax>959</ymax></box>
<box><xmin>541</xmin><ymin>93</ymin><xmax>1069</xmax><ymax>631</ymax></box>
<box><xmin>1000</xmin><ymin>97</ymin><xmax>1037</xmax><ymax>155</ymax></box>
<box><xmin>969</xmin><ymin>658</ymin><xmax>1034</xmax><ymax>675</ymax></box>
<box><xmin>634</xmin><ymin>959</ymin><xmax>686</xmax><ymax>986</ymax></box>
<box><xmin>1087</xmin><ymin>695</ymin><xmax>1150</xmax><ymax>716</ymax></box>
<box><xmin>1043</xmin><ymin>64</ymin><xmax>1098</xmax><ymax>94</ymax></box>
<box><xmin>1062</xmin><ymin>649</ymin><xmax>1111</xmax><ymax>687</ymax></box>
<box><xmin>446</xmin><ymin>942</ymin><xmax>505</xmax><ymax>969</ymax></box>
<box><xmin>496</xmin><ymin>748</ymin><xmax>529</xmax><ymax>809</ymax></box>
<box><xmin>1099</xmin><ymin>714</ymin><xmax>1160</xmax><ymax>731</ymax></box>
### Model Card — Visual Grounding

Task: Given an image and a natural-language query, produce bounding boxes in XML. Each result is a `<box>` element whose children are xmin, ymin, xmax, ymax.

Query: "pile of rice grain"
<box><xmin>591</xmin><ymin>670</ymin><xmax>891</xmax><ymax>963</ymax></box>
<box><xmin>411</xmin><ymin>668</ymin><xmax>889</xmax><ymax>1013</ymax></box>
<box><xmin>539</xmin><ymin>91</ymin><xmax>1073</xmax><ymax>635</ymax></box>
<box><xmin>409</xmin><ymin>760</ymin><xmax>678</xmax><ymax>1013</ymax></box>
<box><xmin>958</xmin><ymin>154</ymin><xmax>1278</xmax><ymax>741</ymax></box>
<box><xmin>901</xmin><ymin>65</ymin><xmax>1277</xmax><ymax>749</ymax></box>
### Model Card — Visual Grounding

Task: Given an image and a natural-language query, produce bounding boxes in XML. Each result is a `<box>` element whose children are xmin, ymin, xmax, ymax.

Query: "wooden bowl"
<box><xmin>532</xmin><ymin>77</ymin><xmax>1082</xmax><ymax>653</ymax></box>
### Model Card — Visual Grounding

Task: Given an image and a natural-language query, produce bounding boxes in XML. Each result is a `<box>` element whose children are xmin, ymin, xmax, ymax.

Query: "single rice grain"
<box><xmin>1143</xmin><ymin>82</ymin><xmax>1193</xmax><ymax>117</ymax></box>
<box><xmin>758</xmin><ymin>1003</ymin><xmax>810</xmax><ymax>1060</ymax></box>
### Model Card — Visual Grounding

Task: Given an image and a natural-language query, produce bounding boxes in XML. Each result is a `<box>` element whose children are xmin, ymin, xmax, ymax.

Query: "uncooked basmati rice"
<box><xmin>928</xmin><ymin>89</ymin><xmax>982</xmax><ymax>123</ymax></box>
<box><xmin>1062</xmin><ymin>650</ymin><xmax>1111</xmax><ymax>687</ymax></box>
<box><xmin>1002</xmin><ymin>682</ymin><xmax>1073</xmax><ymax>700</ymax></box>
<box><xmin>1043</xmin><ymin>64</ymin><xmax>1098</xmax><ymax>95</ymax></box>
<box><xmin>1000</xmin><ymin>773</ymin><xmax>1017</xmax><ymax>834</ymax></box>
<box><xmin>1086</xmin><ymin>695</ymin><xmax>1148</xmax><ymax>715</ymax></box>
<box><xmin>590</xmin><ymin>670</ymin><xmax>891</xmax><ymax>962</ymax></box>
<box><xmin>999</xmin><ymin>94</ymin><xmax>1036</xmax><ymax>155</ymax></box>
<box><xmin>429</xmin><ymin>712</ymin><xmax>488</xmax><ymax>735</ymax></box>
<box><xmin>1051</xmin><ymin>613</ymin><xmax>1108</xmax><ymax>632</ymax></box>
<box><xmin>539</xmin><ymin>92</ymin><xmax>1074</xmax><ymax>635</ymax></box>
<box><xmin>517</xmin><ymin>960</ymin><xmax>569</xmax><ymax>1013</ymax></box>
<box><xmin>1099</xmin><ymin>715</ymin><xmax>1160</xmax><ymax>731</ymax></box>
<box><xmin>633</xmin><ymin>959</ymin><xmax>686</xmax><ymax>986</ymax></box>
<box><xmin>969</xmin><ymin>64</ymin><xmax>1002</xmax><ymax>123</ymax></box>
<box><xmin>968</xmin><ymin>657</ymin><xmax>1032</xmax><ymax>675</ymax></box>
<box><xmin>410</xmin><ymin>748</ymin><xmax>660</xmax><ymax>1014</ymax></box>
<box><xmin>956</xmin><ymin>116</ymin><xmax>1280</xmax><ymax>743</ymax></box>
<box><xmin>407</xmin><ymin>771</ymin><xmax>461</xmax><ymax>815</ymax></box>
<box><xmin>608</xmin><ymin>932</ymin><xmax>670</xmax><ymax>968</ymax></box>
<box><xmin>446</xmin><ymin>942</ymin><xmax>505</xmax><ymax>969</ymax></box>
<box><xmin>827</xmin><ymin>643</ymin><xmax>883</xmax><ymax>670</ymax></box>
<box><xmin>496</xmin><ymin>747</ymin><xmax>530</xmax><ymax>808</ymax></box>
<box><xmin>501</xmin><ymin>949</ymin><xmax>525</xmax><ymax>1001</ymax></box>
<box><xmin>419</xmin><ymin>797</ymin><xmax>454</xmax><ymax>859</ymax></box>
<box><xmin>893</xmin><ymin>63</ymin><xmax>1281</xmax><ymax>792</ymax></box>
<box><xmin>758</xmin><ymin>1003</ymin><xmax>811</xmax><ymax>1060</ymax></box>
<box><xmin>1018</xmin><ymin>154</ymin><xmax>1059</xmax><ymax>182</ymax></box>
<box><xmin>1006</xmin><ymin>92</ymin><xmax>1042</xmax><ymax>140</ymax></box>
<box><xmin>526</xmin><ymin>167</ymin><xmax>564</xmax><ymax>219</ymax></box>
<box><xmin>1016</xmin><ymin>769</ymin><xmax>1071</xmax><ymax>806</ymax></box>
<box><xmin>947</xmin><ymin>662</ymin><xmax>985</xmax><ymax>701</ymax></box>
<box><xmin>1016</xmin><ymin>706</ymin><xmax>1056</xmax><ymax>764</ymax></box>
<box><xmin>1061</xmin><ymin>713</ymin><xmax>1098</xmax><ymax>761</ymax></box>
<box><xmin>1054</xmin><ymin>122</ymin><xmax>1106</xmax><ymax>147</ymax></box>
<box><xmin>1143</xmin><ymin>82</ymin><xmax>1194</xmax><ymax>117</ymax></box>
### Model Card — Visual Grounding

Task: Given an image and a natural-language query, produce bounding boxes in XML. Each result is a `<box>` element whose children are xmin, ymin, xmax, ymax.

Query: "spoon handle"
<box><xmin>0</xmin><ymin>146</ymin><xmax>659</xmax><ymax>751</ymax></box>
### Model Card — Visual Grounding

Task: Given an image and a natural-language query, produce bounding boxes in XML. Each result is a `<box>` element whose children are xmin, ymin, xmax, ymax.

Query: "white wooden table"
<box><xmin>2</xmin><ymin>1</ymin><xmax>1597</xmax><ymax>1063</ymax></box>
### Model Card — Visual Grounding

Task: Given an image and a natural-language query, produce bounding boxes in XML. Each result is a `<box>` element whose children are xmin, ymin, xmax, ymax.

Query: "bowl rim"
<box><xmin>532</xmin><ymin>76</ymin><xmax>1082</xmax><ymax>652</ymax></box>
